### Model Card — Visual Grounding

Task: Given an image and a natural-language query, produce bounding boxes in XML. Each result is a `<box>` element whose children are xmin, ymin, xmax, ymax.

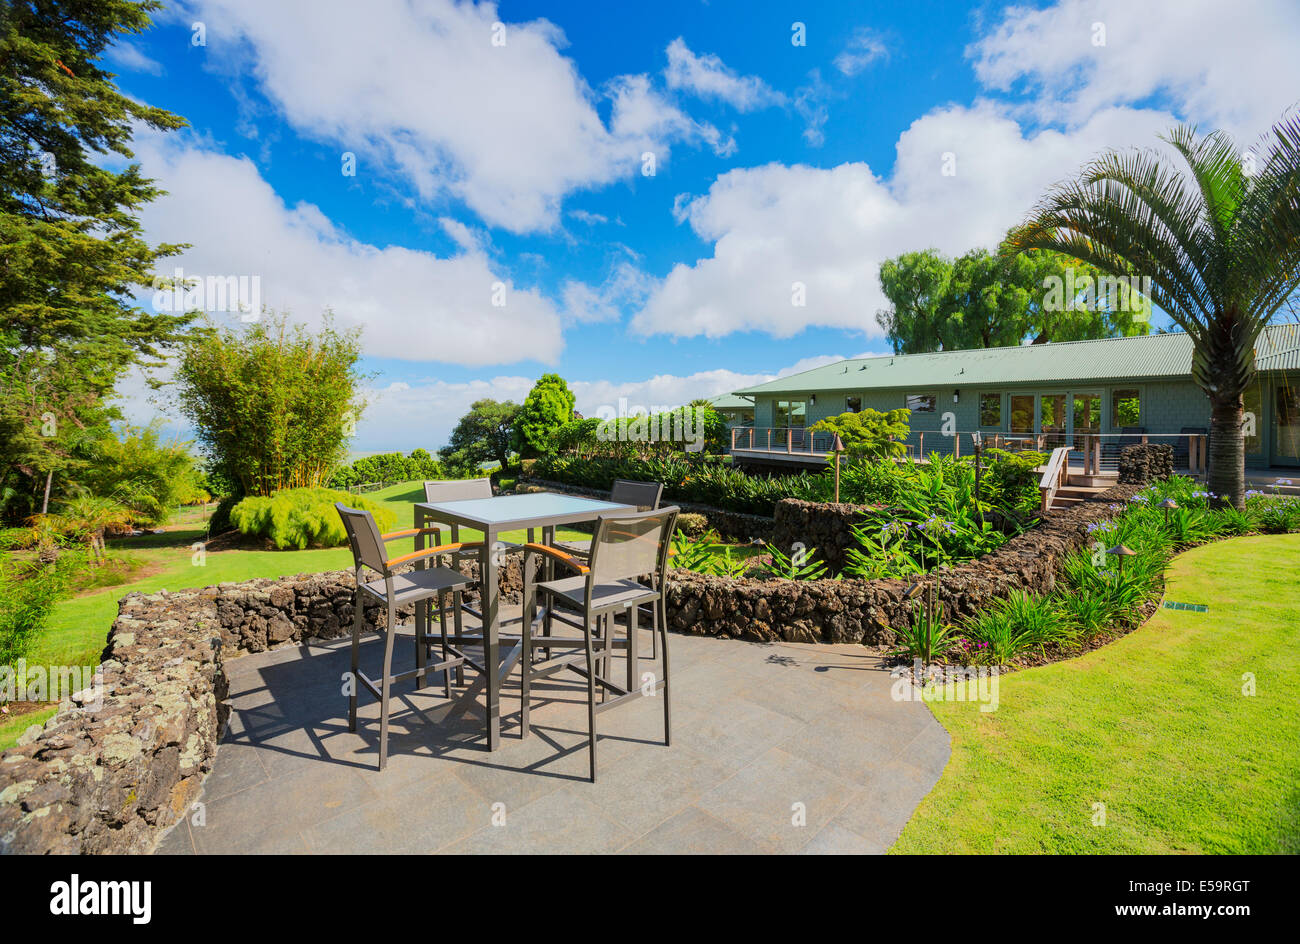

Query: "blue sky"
<box><xmin>107</xmin><ymin>0</ymin><xmax>1300</xmax><ymax>451</ymax></box>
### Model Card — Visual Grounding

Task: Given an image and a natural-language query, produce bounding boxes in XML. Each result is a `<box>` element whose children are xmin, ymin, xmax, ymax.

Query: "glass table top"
<box><xmin>417</xmin><ymin>491</ymin><xmax>634</xmax><ymax>526</ymax></box>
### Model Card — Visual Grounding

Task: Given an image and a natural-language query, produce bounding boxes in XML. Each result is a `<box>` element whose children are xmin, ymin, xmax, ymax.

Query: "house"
<box><xmin>707</xmin><ymin>393</ymin><xmax>755</xmax><ymax>429</ymax></box>
<box><xmin>729</xmin><ymin>324</ymin><xmax>1300</xmax><ymax>474</ymax></box>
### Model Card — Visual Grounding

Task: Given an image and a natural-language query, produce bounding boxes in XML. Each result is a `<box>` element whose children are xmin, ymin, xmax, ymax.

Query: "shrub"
<box><xmin>0</xmin><ymin>554</ymin><xmax>75</xmax><ymax>667</ymax></box>
<box><xmin>230</xmin><ymin>488</ymin><xmax>396</xmax><ymax>549</ymax></box>
<box><xmin>891</xmin><ymin>601</ymin><xmax>959</xmax><ymax>663</ymax></box>
<box><xmin>329</xmin><ymin>450</ymin><xmax>446</xmax><ymax>489</ymax></box>
<box><xmin>754</xmin><ymin>544</ymin><xmax>829</xmax><ymax>580</ymax></box>
<box><xmin>177</xmin><ymin>313</ymin><xmax>366</xmax><ymax>497</ymax></box>
<box><xmin>809</xmin><ymin>408</ymin><xmax>911</xmax><ymax>461</ymax></box>
<box><xmin>674</xmin><ymin>512</ymin><xmax>709</xmax><ymax>537</ymax></box>
<box><xmin>960</xmin><ymin>591</ymin><xmax>1075</xmax><ymax>662</ymax></box>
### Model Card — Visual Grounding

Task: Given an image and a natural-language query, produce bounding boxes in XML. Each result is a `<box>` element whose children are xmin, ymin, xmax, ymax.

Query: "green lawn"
<box><xmin>25</xmin><ymin>480</ymin><xmax>586</xmax><ymax>674</ymax></box>
<box><xmin>892</xmin><ymin>533</ymin><xmax>1300</xmax><ymax>854</ymax></box>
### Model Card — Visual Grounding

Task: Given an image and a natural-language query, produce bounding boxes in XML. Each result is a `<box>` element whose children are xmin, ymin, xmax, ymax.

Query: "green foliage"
<box><xmin>76</xmin><ymin>422</ymin><xmax>200</xmax><ymax>526</ymax></box>
<box><xmin>810</xmin><ymin>408</ymin><xmax>910</xmax><ymax>461</ymax></box>
<box><xmin>891</xmin><ymin>601</ymin><xmax>959</xmax><ymax>664</ymax></box>
<box><xmin>588</xmin><ymin>405</ymin><xmax>729</xmax><ymax>456</ymax></box>
<box><xmin>177</xmin><ymin>313</ymin><xmax>367</xmax><ymax>499</ymax></box>
<box><xmin>841</xmin><ymin>457</ymin><xmax>1019</xmax><ymax>578</ymax></box>
<box><xmin>440</xmin><ymin>398</ymin><xmax>520</xmax><ymax>471</ymax></box>
<box><xmin>0</xmin><ymin>554</ymin><xmax>76</xmax><ymax>667</ymax></box>
<box><xmin>876</xmin><ymin>234</ymin><xmax>1150</xmax><ymax>354</ymax></box>
<box><xmin>534</xmin><ymin>452</ymin><xmax>822</xmax><ymax>516</ymax></box>
<box><xmin>329</xmin><ymin>451</ymin><xmax>446</xmax><ymax>490</ymax></box>
<box><xmin>673</xmin><ymin>512</ymin><xmax>709</xmax><ymax>537</ymax></box>
<box><xmin>229</xmin><ymin>488</ymin><xmax>395</xmax><ymax>550</ymax></box>
<box><xmin>755</xmin><ymin>544</ymin><xmax>830</xmax><ymax>580</ymax></box>
<box><xmin>0</xmin><ymin>0</ymin><xmax>192</xmax><ymax>524</ymax></box>
<box><xmin>959</xmin><ymin>591</ymin><xmax>1075</xmax><ymax>663</ymax></box>
<box><xmin>513</xmin><ymin>374</ymin><xmax>574</xmax><ymax>457</ymax></box>
<box><xmin>979</xmin><ymin>448</ymin><xmax>1047</xmax><ymax>516</ymax></box>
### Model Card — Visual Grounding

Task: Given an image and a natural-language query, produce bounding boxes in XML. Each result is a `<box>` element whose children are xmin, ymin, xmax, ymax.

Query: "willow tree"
<box><xmin>1008</xmin><ymin>119</ymin><xmax>1300</xmax><ymax>508</ymax></box>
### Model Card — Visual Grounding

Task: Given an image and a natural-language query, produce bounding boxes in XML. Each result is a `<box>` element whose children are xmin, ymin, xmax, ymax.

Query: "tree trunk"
<box><xmin>1207</xmin><ymin>393</ymin><xmax>1245</xmax><ymax>510</ymax></box>
<box><xmin>40</xmin><ymin>470</ymin><xmax>52</xmax><ymax>515</ymax></box>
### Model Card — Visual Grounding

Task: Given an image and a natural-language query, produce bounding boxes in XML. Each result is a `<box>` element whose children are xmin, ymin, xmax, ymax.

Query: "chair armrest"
<box><xmin>381</xmin><ymin>526</ymin><xmax>442</xmax><ymax>542</ymax></box>
<box><xmin>387</xmin><ymin>542</ymin><xmax>482</xmax><ymax>569</ymax></box>
<box><xmin>523</xmin><ymin>542</ymin><xmax>589</xmax><ymax>574</ymax></box>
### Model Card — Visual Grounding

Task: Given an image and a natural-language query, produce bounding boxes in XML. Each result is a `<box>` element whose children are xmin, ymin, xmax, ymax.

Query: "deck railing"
<box><xmin>731</xmin><ymin>426</ymin><xmax>1209</xmax><ymax>474</ymax></box>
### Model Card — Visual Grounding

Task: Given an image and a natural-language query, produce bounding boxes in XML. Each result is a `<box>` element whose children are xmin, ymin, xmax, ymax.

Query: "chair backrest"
<box><xmin>423</xmin><ymin>477</ymin><xmax>493</xmax><ymax>503</ymax></box>
<box><xmin>335</xmin><ymin>503</ymin><xmax>388</xmax><ymax>574</ymax></box>
<box><xmin>609</xmin><ymin>479</ymin><xmax>663</xmax><ymax>511</ymax></box>
<box><xmin>588</xmin><ymin>506</ymin><xmax>679</xmax><ymax>584</ymax></box>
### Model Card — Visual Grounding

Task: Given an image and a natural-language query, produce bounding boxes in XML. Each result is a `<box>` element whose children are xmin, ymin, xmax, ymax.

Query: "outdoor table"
<box><xmin>412</xmin><ymin>492</ymin><xmax>636</xmax><ymax>750</ymax></box>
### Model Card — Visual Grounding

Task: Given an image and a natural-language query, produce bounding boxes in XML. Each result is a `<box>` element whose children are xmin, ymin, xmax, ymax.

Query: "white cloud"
<box><xmin>134</xmin><ymin>134</ymin><xmax>566</xmax><ymax>366</ymax></box>
<box><xmin>634</xmin><ymin>0</ymin><xmax>1300</xmax><ymax>341</ymax></box>
<box><xmin>834</xmin><ymin>29</ymin><xmax>889</xmax><ymax>77</ymax></box>
<box><xmin>560</xmin><ymin>260</ymin><xmax>653</xmax><ymax>325</ymax></box>
<box><xmin>179</xmin><ymin>0</ymin><xmax>724</xmax><ymax>233</ymax></box>
<box><xmin>664</xmin><ymin>37</ymin><xmax>785</xmax><ymax>111</ymax></box>
<box><xmin>969</xmin><ymin>0</ymin><xmax>1300</xmax><ymax>139</ymax></box>
<box><xmin>631</xmin><ymin>103</ymin><xmax>1173</xmax><ymax>339</ymax></box>
<box><xmin>106</xmin><ymin>41</ymin><xmax>165</xmax><ymax>76</ymax></box>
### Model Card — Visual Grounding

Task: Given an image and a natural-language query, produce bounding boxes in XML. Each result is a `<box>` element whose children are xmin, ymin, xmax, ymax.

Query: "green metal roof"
<box><xmin>1256</xmin><ymin>322</ymin><xmax>1300</xmax><ymax>372</ymax></box>
<box><xmin>733</xmin><ymin>324</ymin><xmax>1300</xmax><ymax>396</ymax></box>
<box><xmin>708</xmin><ymin>393</ymin><xmax>755</xmax><ymax>409</ymax></box>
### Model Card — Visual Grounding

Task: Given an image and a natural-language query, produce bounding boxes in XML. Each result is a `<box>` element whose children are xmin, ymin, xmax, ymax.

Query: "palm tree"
<box><xmin>46</xmin><ymin>496</ymin><xmax>132</xmax><ymax>566</ymax></box>
<box><xmin>1008</xmin><ymin>118</ymin><xmax>1300</xmax><ymax>508</ymax></box>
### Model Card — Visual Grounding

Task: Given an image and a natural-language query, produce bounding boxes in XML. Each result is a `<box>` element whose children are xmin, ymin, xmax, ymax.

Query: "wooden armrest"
<box><xmin>387</xmin><ymin>542</ymin><xmax>482</xmax><ymax>568</ymax></box>
<box><xmin>523</xmin><ymin>542</ymin><xmax>589</xmax><ymax>574</ymax></box>
<box><xmin>380</xmin><ymin>526</ymin><xmax>442</xmax><ymax>541</ymax></box>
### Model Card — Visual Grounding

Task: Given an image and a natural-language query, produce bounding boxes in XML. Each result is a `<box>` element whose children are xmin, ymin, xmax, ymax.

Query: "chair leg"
<box><xmin>440</xmin><ymin>590</ymin><xmax>452</xmax><ymax>700</ymax></box>
<box><xmin>415</xmin><ymin>597</ymin><xmax>427</xmax><ymax>689</ymax></box>
<box><xmin>348</xmin><ymin>594</ymin><xmax>363</xmax><ymax>732</ymax></box>
<box><xmin>453</xmin><ymin>586</ymin><xmax>465</xmax><ymax>686</ymax></box>
<box><xmin>583</xmin><ymin>612</ymin><xmax>598</xmax><ymax>783</ymax></box>
<box><xmin>658</xmin><ymin>597</ymin><xmax>670</xmax><ymax>747</ymax></box>
<box><xmin>520</xmin><ymin>597</ymin><xmax>533</xmax><ymax>739</ymax></box>
<box><xmin>626</xmin><ymin>602</ymin><xmax>638</xmax><ymax>694</ymax></box>
<box><xmin>378</xmin><ymin>600</ymin><xmax>399</xmax><ymax>771</ymax></box>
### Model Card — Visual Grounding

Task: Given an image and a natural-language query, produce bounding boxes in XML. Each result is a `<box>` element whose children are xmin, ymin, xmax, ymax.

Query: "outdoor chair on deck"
<box><xmin>520</xmin><ymin>506</ymin><xmax>679</xmax><ymax>782</ymax></box>
<box><xmin>550</xmin><ymin>479</ymin><xmax>665</xmax><ymax>658</ymax></box>
<box><xmin>551</xmin><ymin>479</ymin><xmax>664</xmax><ymax>560</ymax></box>
<box><xmin>335</xmin><ymin>503</ymin><xmax>485</xmax><ymax>770</ymax></box>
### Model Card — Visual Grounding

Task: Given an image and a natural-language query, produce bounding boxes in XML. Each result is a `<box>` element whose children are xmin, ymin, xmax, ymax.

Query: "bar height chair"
<box><xmin>335</xmin><ymin>503</ymin><xmax>485</xmax><ymax>770</ymax></box>
<box><xmin>550</xmin><ymin>479</ymin><xmax>666</xmax><ymax>658</ymax></box>
<box><xmin>520</xmin><ymin>506</ymin><xmax>679</xmax><ymax>782</ymax></box>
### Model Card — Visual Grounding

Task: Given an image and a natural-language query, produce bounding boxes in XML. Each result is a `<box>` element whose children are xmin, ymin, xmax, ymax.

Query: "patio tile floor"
<box><xmin>155</xmin><ymin>608</ymin><xmax>948</xmax><ymax>855</ymax></box>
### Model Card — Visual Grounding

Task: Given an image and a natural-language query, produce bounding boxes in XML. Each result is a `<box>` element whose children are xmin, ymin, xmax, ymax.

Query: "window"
<box><xmin>845</xmin><ymin>396</ymin><xmax>862</xmax><ymax>413</ymax></box>
<box><xmin>774</xmin><ymin>399</ymin><xmax>806</xmax><ymax>428</ymax></box>
<box><xmin>1010</xmin><ymin>395</ymin><xmax>1034</xmax><ymax>434</ymax></box>
<box><xmin>905</xmin><ymin>394</ymin><xmax>936</xmax><ymax>413</ymax></box>
<box><xmin>1112</xmin><ymin>389</ymin><xmax>1141</xmax><ymax>427</ymax></box>
<box><xmin>979</xmin><ymin>393</ymin><xmax>1002</xmax><ymax>427</ymax></box>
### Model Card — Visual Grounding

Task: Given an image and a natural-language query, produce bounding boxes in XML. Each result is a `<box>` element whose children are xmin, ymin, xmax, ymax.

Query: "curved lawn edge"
<box><xmin>890</xmin><ymin>533</ymin><xmax>1300</xmax><ymax>854</ymax></box>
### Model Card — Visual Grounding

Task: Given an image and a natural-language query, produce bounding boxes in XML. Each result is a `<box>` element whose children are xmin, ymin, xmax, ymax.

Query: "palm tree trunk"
<box><xmin>1207</xmin><ymin>392</ymin><xmax>1245</xmax><ymax>510</ymax></box>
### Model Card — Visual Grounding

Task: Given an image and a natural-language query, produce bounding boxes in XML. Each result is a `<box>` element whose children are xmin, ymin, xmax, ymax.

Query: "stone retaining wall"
<box><xmin>1118</xmin><ymin>443</ymin><xmax>1175</xmax><ymax>484</ymax></box>
<box><xmin>0</xmin><ymin>557</ymin><xmax>521</xmax><ymax>855</ymax></box>
<box><xmin>666</xmin><ymin>484</ymin><xmax>1142</xmax><ymax>644</ymax></box>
